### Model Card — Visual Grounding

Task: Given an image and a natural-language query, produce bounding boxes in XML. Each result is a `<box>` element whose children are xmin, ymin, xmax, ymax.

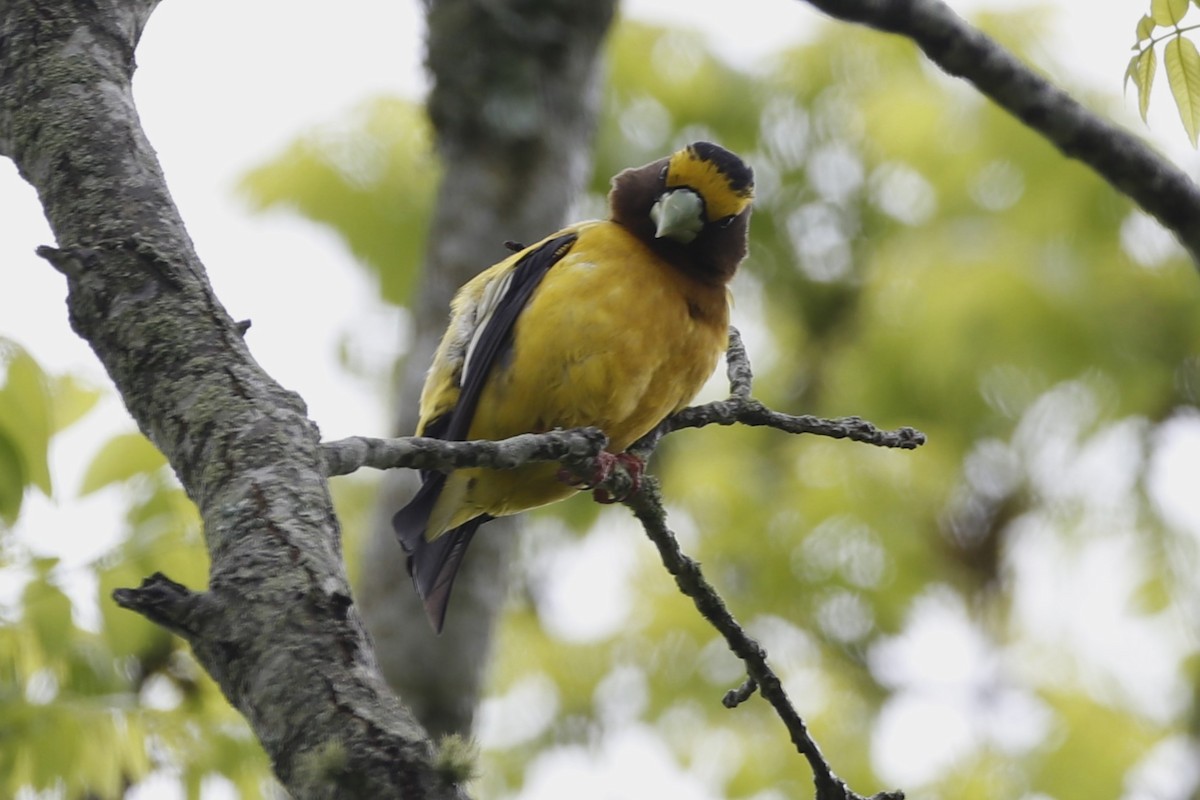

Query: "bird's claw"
<box><xmin>557</xmin><ymin>452</ymin><xmax>644</xmax><ymax>503</ymax></box>
<box><xmin>593</xmin><ymin>453</ymin><xmax>643</xmax><ymax>503</ymax></box>
<box><xmin>558</xmin><ymin>450</ymin><xmax>616</xmax><ymax>489</ymax></box>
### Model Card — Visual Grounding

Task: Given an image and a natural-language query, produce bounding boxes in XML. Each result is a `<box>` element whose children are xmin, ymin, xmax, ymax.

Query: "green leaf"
<box><xmin>22</xmin><ymin>563</ymin><xmax>74</xmax><ymax>659</ymax></box>
<box><xmin>1127</xmin><ymin>46</ymin><xmax>1158</xmax><ymax>121</ymax></box>
<box><xmin>1165</xmin><ymin>35</ymin><xmax>1200</xmax><ymax>144</ymax></box>
<box><xmin>0</xmin><ymin>433</ymin><xmax>25</xmax><ymax>525</ymax></box>
<box><xmin>0</xmin><ymin>343</ymin><xmax>54</xmax><ymax>496</ymax></box>
<box><xmin>1033</xmin><ymin>692</ymin><xmax>1159</xmax><ymax>798</ymax></box>
<box><xmin>79</xmin><ymin>432</ymin><xmax>168</xmax><ymax>496</ymax></box>
<box><xmin>49</xmin><ymin>375</ymin><xmax>101</xmax><ymax>434</ymax></box>
<box><xmin>239</xmin><ymin>98</ymin><xmax>439</xmax><ymax>307</ymax></box>
<box><xmin>1153</xmin><ymin>0</ymin><xmax>1190</xmax><ymax>25</ymax></box>
<box><xmin>1136</xmin><ymin>14</ymin><xmax>1157</xmax><ymax>43</ymax></box>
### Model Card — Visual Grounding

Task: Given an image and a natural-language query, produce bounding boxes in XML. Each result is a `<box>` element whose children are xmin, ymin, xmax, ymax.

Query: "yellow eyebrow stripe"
<box><xmin>665</xmin><ymin>146</ymin><xmax>754</xmax><ymax>221</ymax></box>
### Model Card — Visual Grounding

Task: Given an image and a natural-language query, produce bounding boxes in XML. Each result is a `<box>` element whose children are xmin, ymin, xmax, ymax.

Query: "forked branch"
<box><xmin>321</xmin><ymin>329</ymin><xmax>924</xmax><ymax>477</ymax></box>
<box><xmin>326</xmin><ymin>327</ymin><xmax>920</xmax><ymax>800</ymax></box>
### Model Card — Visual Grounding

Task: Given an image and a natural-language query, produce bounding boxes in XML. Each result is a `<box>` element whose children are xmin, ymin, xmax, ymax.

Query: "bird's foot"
<box><xmin>593</xmin><ymin>452</ymin><xmax>643</xmax><ymax>504</ymax></box>
<box><xmin>557</xmin><ymin>451</ymin><xmax>644</xmax><ymax>503</ymax></box>
<box><xmin>558</xmin><ymin>451</ymin><xmax>616</xmax><ymax>490</ymax></box>
<box><xmin>592</xmin><ymin>452</ymin><xmax>644</xmax><ymax>504</ymax></box>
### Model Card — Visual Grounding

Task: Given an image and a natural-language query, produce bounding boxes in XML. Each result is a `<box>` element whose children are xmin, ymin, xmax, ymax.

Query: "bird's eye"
<box><xmin>717</xmin><ymin>214</ymin><xmax>737</xmax><ymax>229</ymax></box>
<box><xmin>659</xmin><ymin>165</ymin><xmax>669</xmax><ymax>182</ymax></box>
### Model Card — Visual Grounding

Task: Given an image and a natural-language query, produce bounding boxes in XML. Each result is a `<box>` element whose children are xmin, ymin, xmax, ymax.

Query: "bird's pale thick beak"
<box><xmin>650</xmin><ymin>189</ymin><xmax>704</xmax><ymax>244</ymax></box>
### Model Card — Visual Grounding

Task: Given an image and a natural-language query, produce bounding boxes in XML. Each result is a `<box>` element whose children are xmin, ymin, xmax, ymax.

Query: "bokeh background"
<box><xmin>2</xmin><ymin>1</ymin><xmax>1199</xmax><ymax>798</ymax></box>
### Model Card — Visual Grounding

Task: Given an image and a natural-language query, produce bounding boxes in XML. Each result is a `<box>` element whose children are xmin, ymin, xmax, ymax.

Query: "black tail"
<box><xmin>393</xmin><ymin>475</ymin><xmax>492</xmax><ymax>633</ymax></box>
<box><xmin>391</xmin><ymin>235</ymin><xmax>579</xmax><ymax>632</ymax></box>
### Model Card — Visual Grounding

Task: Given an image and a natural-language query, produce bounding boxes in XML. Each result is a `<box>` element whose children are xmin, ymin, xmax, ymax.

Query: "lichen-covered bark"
<box><xmin>358</xmin><ymin>0</ymin><xmax>617</xmax><ymax>738</ymax></box>
<box><xmin>0</xmin><ymin>1</ymin><xmax>462</xmax><ymax>796</ymax></box>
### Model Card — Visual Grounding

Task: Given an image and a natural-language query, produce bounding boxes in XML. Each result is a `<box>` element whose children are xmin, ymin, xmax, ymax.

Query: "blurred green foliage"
<box><xmin>0</xmin><ymin>339</ymin><xmax>387</xmax><ymax>797</ymax></box>
<box><xmin>0</xmin><ymin>343</ymin><xmax>274</xmax><ymax>797</ymax></box>
<box><xmin>239</xmin><ymin>99</ymin><xmax>440</xmax><ymax>307</ymax></box>
<box><xmin>0</xmin><ymin>340</ymin><xmax>99</xmax><ymax>525</ymax></box>
<box><xmin>5</xmin><ymin>8</ymin><xmax>1200</xmax><ymax>800</ymax></box>
<box><xmin>478</xmin><ymin>18</ymin><xmax>1200</xmax><ymax>800</ymax></box>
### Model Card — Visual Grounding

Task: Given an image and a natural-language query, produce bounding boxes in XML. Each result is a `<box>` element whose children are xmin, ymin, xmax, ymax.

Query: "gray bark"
<box><xmin>357</xmin><ymin>0</ymin><xmax>616</xmax><ymax>738</ymax></box>
<box><xmin>0</xmin><ymin>1</ymin><xmax>463</xmax><ymax>796</ymax></box>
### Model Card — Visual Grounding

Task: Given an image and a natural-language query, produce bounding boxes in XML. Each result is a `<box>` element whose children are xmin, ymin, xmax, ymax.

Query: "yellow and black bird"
<box><xmin>394</xmin><ymin>141</ymin><xmax>755</xmax><ymax>632</ymax></box>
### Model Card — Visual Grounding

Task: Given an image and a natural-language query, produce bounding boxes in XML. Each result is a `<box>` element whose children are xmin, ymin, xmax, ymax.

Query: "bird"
<box><xmin>394</xmin><ymin>141</ymin><xmax>755</xmax><ymax>633</ymax></box>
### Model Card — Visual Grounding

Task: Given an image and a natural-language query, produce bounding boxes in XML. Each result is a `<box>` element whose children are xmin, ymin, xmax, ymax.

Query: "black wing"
<box><xmin>393</xmin><ymin>232</ymin><xmax>578</xmax><ymax>632</ymax></box>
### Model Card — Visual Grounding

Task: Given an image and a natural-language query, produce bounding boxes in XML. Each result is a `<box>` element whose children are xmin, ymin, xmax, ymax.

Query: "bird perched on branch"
<box><xmin>394</xmin><ymin>141</ymin><xmax>755</xmax><ymax>632</ymax></box>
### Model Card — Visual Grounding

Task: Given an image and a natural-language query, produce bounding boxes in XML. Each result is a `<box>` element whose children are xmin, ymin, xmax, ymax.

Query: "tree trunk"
<box><xmin>0</xmin><ymin>1</ymin><xmax>465</xmax><ymax>796</ymax></box>
<box><xmin>357</xmin><ymin>0</ymin><xmax>616</xmax><ymax>738</ymax></box>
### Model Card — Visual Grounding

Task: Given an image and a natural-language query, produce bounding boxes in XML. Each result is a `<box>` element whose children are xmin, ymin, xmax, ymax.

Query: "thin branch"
<box><xmin>621</xmin><ymin>479</ymin><xmax>903</xmax><ymax>800</ymax></box>
<box><xmin>332</xmin><ymin>328</ymin><xmax>925</xmax><ymax>481</ymax></box>
<box><xmin>552</xmin><ymin>327</ymin><xmax>910</xmax><ymax>800</ymax></box>
<box><xmin>322</xmin><ymin>325</ymin><xmax>920</xmax><ymax>796</ymax></box>
<box><xmin>665</xmin><ymin>402</ymin><xmax>925</xmax><ymax>449</ymax></box>
<box><xmin>796</xmin><ymin>0</ymin><xmax>1200</xmax><ymax>267</ymax></box>
<box><xmin>323</xmin><ymin>323</ymin><xmax>919</xmax><ymax>794</ymax></box>
<box><xmin>722</xmin><ymin>676</ymin><xmax>758</xmax><ymax>708</ymax></box>
<box><xmin>325</xmin><ymin>408</ymin><xmax>922</xmax><ymax>480</ymax></box>
<box><xmin>320</xmin><ymin>327</ymin><xmax>917</xmax><ymax>797</ymax></box>
<box><xmin>630</xmin><ymin>327</ymin><xmax>924</xmax><ymax>459</ymax></box>
<box><xmin>322</xmin><ymin>327</ymin><xmax>921</xmax><ymax>795</ymax></box>
<box><xmin>725</xmin><ymin>325</ymin><xmax>754</xmax><ymax>399</ymax></box>
<box><xmin>321</xmin><ymin>428</ymin><xmax>608</xmax><ymax>477</ymax></box>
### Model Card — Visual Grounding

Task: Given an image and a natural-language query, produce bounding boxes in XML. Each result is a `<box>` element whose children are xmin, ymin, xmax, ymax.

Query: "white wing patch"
<box><xmin>461</xmin><ymin>268</ymin><xmax>515</xmax><ymax>388</ymax></box>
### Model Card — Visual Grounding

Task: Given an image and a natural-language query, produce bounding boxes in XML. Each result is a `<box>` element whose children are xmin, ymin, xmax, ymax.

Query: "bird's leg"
<box><xmin>557</xmin><ymin>452</ymin><xmax>644</xmax><ymax>503</ymax></box>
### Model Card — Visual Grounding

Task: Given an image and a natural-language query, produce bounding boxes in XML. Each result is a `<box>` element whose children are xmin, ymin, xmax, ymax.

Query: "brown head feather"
<box><xmin>608</xmin><ymin>143</ymin><xmax>753</xmax><ymax>285</ymax></box>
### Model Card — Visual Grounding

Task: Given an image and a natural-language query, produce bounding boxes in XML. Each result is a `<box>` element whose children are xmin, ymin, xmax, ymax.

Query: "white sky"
<box><xmin>2</xmin><ymin>1</ymin><xmax>1199</xmax><ymax>797</ymax></box>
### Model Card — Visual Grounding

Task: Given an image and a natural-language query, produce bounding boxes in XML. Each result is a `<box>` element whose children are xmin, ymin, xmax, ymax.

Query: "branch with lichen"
<box><xmin>320</xmin><ymin>329</ymin><xmax>923</xmax><ymax>479</ymax></box>
<box><xmin>630</xmin><ymin>327</ymin><xmax>924</xmax><ymax>458</ymax></box>
<box><xmin>617</xmin><ymin>329</ymin><xmax>908</xmax><ymax>800</ymax></box>
<box><xmin>321</xmin><ymin>428</ymin><xmax>611</xmax><ymax>477</ymax></box>
<box><xmin>622</xmin><ymin>477</ymin><xmax>902</xmax><ymax>800</ymax></box>
<box><xmin>324</xmin><ymin>327</ymin><xmax>918</xmax><ymax>800</ymax></box>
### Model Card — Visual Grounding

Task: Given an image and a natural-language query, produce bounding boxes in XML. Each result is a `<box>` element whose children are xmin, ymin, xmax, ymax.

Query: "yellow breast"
<box><xmin>442</xmin><ymin>221</ymin><xmax>729</xmax><ymax>524</ymax></box>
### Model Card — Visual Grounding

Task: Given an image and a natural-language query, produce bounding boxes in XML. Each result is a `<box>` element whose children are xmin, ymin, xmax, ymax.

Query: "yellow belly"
<box><xmin>443</xmin><ymin>221</ymin><xmax>728</xmax><ymax>525</ymax></box>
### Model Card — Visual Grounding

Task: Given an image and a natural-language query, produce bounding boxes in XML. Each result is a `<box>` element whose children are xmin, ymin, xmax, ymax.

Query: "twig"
<box><xmin>635</xmin><ymin>326</ymin><xmax>923</xmax><ymax>459</ymax></box>
<box><xmin>323</xmin><ymin>329</ymin><xmax>923</xmax><ymax>478</ymax></box>
<box><xmin>325</xmin><ymin>328</ymin><xmax>918</xmax><ymax>798</ymax></box>
<box><xmin>665</xmin><ymin>402</ymin><xmax>925</xmax><ymax>449</ymax></box>
<box><xmin>621</xmin><ymin>480</ymin><xmax>903</xmax><ymax>800</ymax></box>
<box><xmin>320</xmin><ymin>428</ymin><xmax>608</xmax><ymax>477</ymax></box>
<box><xmin>722</xmin><ymin>676</ymin><xmax>758</xmax><ymax>708</ymax></box>
<box><xmin>725</xmin><ymin>325</ymin><xmax>754</xmax><ymax>399</ymax></box>
<box><xmin>585</xmin><ymin>327</ymin><xmax>909</xmax><ymax>799</ymax></box>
